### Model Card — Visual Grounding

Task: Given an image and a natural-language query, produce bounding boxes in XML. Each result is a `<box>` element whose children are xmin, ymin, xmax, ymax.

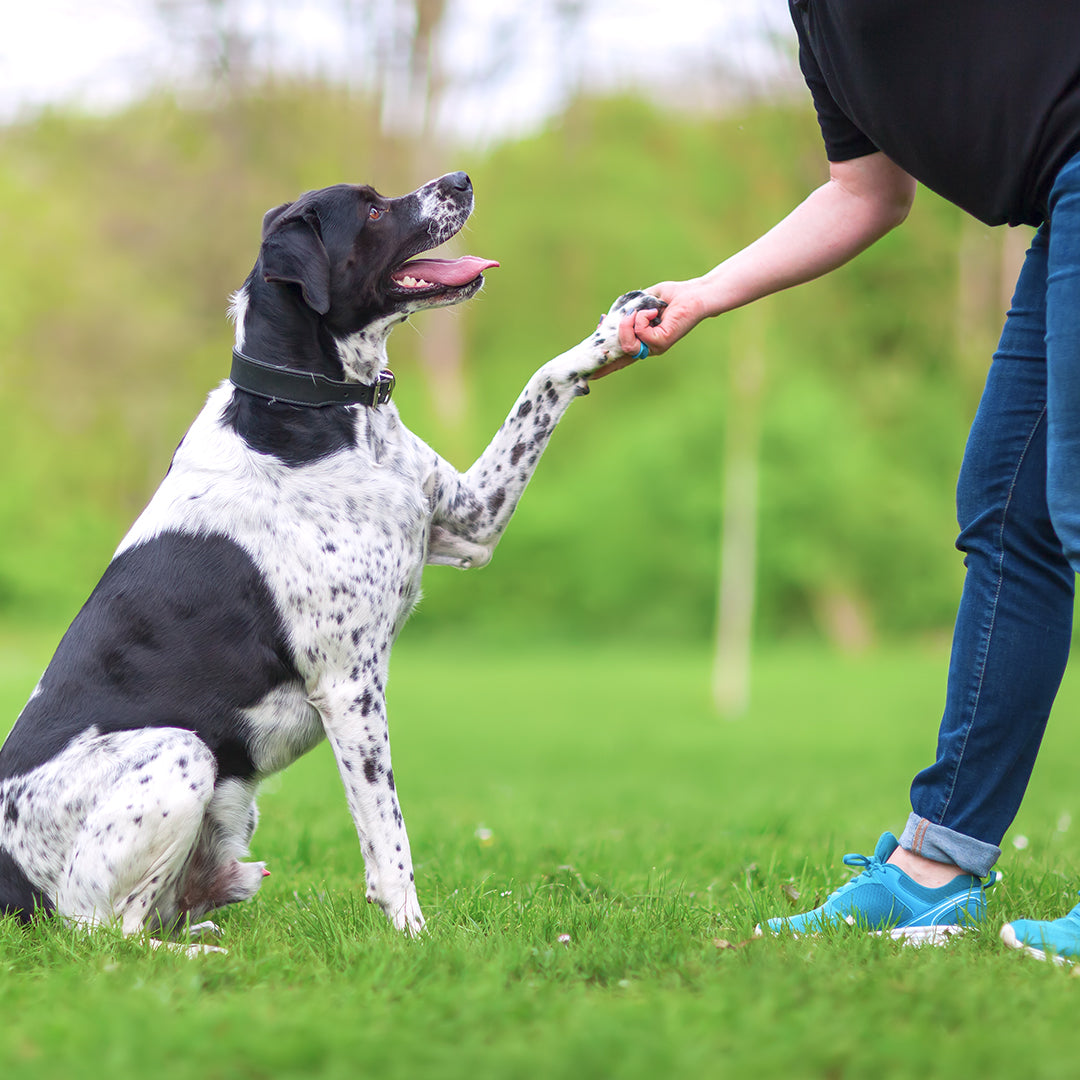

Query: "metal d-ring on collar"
<box><xmin>230</xmin><ymin>349</ymin><xmax>395</xmax><ymax>408</ymax></box>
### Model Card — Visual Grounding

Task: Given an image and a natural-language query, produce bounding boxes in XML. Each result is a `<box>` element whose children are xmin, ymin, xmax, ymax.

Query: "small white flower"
<box><xmin>557</xmin><ymin>933</ymin><xmax>571</xmax><ymax>945</ymax></box>
<box><xmin>475</xmin><ymin>826</ymin><xmax>494</xmax><ymax>846</ymax></box>
<box><xmin>1013</xmin><ymin>834</ymin><xmax>1029</xmax><ymax>850</ymax></box>
<box><xmin>1058</xmin><ymin>813</ymin><xmax>1072</xmax><ymax>833</ymax></box>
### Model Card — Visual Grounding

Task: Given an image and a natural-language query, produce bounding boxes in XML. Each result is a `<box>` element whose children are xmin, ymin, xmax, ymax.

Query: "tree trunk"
<box><xmin>713</xmin><ymin>306</ymin><xmax>765</xmax><ymax>717</ymax></box>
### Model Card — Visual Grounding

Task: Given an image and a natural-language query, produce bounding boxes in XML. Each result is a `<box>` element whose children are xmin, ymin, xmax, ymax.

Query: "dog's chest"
<box><xmin>263</xmin><ymin>450</ymin><xmax>429</xmax><ymax>663</ymax></box>
<box><xmin>122</xmin><ymin>389</ymin><xmax>435</xmax><ymax>676</ymax></box>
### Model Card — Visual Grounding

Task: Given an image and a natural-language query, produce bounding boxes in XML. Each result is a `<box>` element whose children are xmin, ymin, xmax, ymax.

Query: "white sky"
<box><xmin>0</xmin><ymin>0</ymin><xmax>799</xmax><ymax>140</ymax></box>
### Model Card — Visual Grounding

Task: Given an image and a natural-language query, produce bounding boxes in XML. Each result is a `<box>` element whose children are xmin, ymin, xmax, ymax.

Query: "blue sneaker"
<box><xmin>755</xmin><ymin>832</ymin><xmax>992</xmax><ymax>945</ymax></box>
<box><xmin>1001</xmin><ymin>902</ymin><xmax>1080</xmax><ymax>964</ymax></box>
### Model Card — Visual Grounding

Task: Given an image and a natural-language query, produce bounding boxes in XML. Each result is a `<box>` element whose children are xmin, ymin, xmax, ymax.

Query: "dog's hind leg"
<box><xmin>53</xmin><ymin>728</ymin><xmax>218</xmax><ymax>935</ymax></box>
<box><xmin>175</xmin><ymin>776</ymin><xmax>268</xmax><ymax>927</ymax></box>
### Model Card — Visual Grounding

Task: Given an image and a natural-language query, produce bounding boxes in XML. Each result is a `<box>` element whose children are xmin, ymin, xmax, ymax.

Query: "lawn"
<box><xmin>2</xmin><ymin>625</ymin><xmax>1080</xmax><ymax>1078</ymax></box>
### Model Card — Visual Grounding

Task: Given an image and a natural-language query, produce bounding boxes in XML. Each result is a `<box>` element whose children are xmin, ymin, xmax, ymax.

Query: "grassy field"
<box><xmin>3</xmin><ymin>626</ymin><xmax>1080</xmax><ymax>1078</ymax></box>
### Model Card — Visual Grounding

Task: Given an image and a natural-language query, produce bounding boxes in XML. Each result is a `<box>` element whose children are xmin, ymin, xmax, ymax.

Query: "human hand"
<box><xmin>582</xmin><ymin>292</ymin><xmax>666</xmax><ymax>380</ymax></box>
<box><xmin>590</xmin><ymin>279</ymin><xmax>708</xmax><ymax>379</ymax></box>
<box><xmin>625</xmin><ymin>279</ymin><xmax>710</xmax><ymax>355</ymax></box>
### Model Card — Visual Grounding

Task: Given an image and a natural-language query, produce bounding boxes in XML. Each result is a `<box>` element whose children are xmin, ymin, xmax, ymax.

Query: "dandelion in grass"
<box><xmin>1013</xmin><ymin>834</ymin><xmax>1029</xmax><ymax>850</ymax></box>
<box><xmin>475</xmin><ymin>826</ymin><xmax>494</xmax><ymax>847</ymax></box>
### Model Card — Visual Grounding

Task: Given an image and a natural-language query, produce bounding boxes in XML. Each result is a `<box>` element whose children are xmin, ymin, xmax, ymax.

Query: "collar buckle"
<box><xmin>374</xmin><ymin>369</ymin><xmax>396</xmax><ymax>406</ymax></box>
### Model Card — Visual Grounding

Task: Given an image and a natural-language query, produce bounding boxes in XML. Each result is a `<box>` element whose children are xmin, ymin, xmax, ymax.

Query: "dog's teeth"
<box><xmin>399</xmin><ymin>275</ymin><xmax>433</xmax><ymax>289</ymax></box>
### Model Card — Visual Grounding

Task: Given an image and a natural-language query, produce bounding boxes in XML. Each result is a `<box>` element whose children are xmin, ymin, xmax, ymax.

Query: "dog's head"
<box><xmin>253</xmin><ymin>171</ymin><xmax>497</xmax><ymax>340</ymax></box>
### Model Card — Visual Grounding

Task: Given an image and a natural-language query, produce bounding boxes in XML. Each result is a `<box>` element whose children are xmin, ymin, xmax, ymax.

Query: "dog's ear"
<box><xmin>261</xmin><ymin>212</ymin><xmax>331</xmax><ymax>315</ymax></box>
<box><xmin>261</xmin><ymin>201</ymin><xmax>293</xmax><ymax>239</ymax></box>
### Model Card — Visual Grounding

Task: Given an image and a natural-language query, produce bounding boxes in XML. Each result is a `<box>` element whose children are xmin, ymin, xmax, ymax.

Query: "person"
<box><xmin>614</xmin><ymin>1</ymin><xmax>1080</xmax><ymax>961</ymax></box>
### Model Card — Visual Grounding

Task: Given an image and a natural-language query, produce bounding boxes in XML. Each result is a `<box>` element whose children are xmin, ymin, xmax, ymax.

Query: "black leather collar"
<box><xmin>230</xmin><ymin>349</ymin><xmax>395</xmax><ymax>408</ymax></box>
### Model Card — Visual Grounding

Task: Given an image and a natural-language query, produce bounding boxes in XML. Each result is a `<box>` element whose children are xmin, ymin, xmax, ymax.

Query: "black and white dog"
<box><xmin>0</xmin><ymin>171</ymin><xmax>661</xmax><ymax>943</ymax></box>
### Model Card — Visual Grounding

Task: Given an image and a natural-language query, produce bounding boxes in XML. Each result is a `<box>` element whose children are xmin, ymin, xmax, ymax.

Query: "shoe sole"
<box><xmin>753</xmin><ymin>922</ymin><xmax>968</xmax><ymax>946</ymax></box>
<box><xmin>1000</xmin><ymin>922</ymin><xmax>1074</xmax><ymax>966</ymax></box>
<box><xmin>875</xmin><ymin>924</ymin><xmax>967</xmax><ymax>946</ymax></box>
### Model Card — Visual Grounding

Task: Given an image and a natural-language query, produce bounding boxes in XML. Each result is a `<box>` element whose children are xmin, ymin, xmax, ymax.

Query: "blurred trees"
<box><xmin>0</xmin><ymin>89</ymin><xmax>985</xmax><ymax>652</ymax></box>
<box><xmin>149</xmin><ymin>0</ymin><xmax>475</xmax><ymax>438</ymax></box>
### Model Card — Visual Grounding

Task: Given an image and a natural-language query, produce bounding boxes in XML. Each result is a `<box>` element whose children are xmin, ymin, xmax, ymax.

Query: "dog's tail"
<box><xmin>0</xmin><ymin>846</ymin><xmax>53</xmax><ymax>923</ymax></box>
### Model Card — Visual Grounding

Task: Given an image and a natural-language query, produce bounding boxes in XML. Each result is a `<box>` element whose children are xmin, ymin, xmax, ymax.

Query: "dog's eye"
<box><xmin>368</xmin><ymin>206</ymin><xmax>383</xmax><ymax>221</ymax></box>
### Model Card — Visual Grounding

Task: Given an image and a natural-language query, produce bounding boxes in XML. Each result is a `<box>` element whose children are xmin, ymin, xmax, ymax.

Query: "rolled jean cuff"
<box><xmin>899</xmin><ymin>814</ymin><xmax>1002</xmax><ymax>878</ymax></box>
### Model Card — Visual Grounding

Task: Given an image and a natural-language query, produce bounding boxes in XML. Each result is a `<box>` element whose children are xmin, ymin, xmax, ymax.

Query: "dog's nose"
<box><xmin>443</xmin><ymin>171</ymin><xmax>471</xmax><ymax>192</ymax></box>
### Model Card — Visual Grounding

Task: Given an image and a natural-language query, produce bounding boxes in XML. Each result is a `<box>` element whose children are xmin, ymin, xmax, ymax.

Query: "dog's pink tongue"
<box><xmin>393</xmin><ymin>256</ymin><xmax>499</xmax><ymax>286</ymax></box>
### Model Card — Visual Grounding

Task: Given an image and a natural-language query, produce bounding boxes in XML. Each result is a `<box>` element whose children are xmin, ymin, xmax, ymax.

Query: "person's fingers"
<box><xmin>633</xmin><ymin>308</ymin><xmax>659</xmax><ymax>336</ymax></box>
<box><xmin>634</xmin><ymin>311</ymin><xmax>679</xmax><ymax>353</ymax></box>
<box><xmin>617</xmin><ymin>312</ymin><xmax>642</xmax><ymax>353</ymax></box>
<box><xmin>634</xmin><ymin>289</ymin><xmax>707</xmax><ymax>355</ymax></box>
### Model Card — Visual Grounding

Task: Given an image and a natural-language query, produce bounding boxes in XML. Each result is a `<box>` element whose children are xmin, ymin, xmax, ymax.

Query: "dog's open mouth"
<box><xmin>389</xmin><ymin>255</ymin><xmax>499</xmax><ymax>296</ymax></box>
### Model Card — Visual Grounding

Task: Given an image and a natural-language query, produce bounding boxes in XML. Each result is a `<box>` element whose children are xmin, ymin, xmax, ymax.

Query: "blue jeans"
<box><xmin>899</xmin><ymin>153</ymin><xmax>1080</xmax><ymax>878</ymax></box>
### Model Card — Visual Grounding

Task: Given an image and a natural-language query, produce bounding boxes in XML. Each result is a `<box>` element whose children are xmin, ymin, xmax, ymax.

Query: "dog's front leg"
<box><xmin>312</xmin><ymin>679</ymin><xmax>424</xmax><ymax>935</ymax></box>
<box><xmin>424</xmin><ymin>291</ymin><xmax>664</xmax><ymax>566</ymax></box>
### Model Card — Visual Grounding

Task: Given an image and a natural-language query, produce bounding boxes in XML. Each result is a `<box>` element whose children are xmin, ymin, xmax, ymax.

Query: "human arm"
<box><xmin>608</xmin><ymin>152</ymin><xmax>917</xmax><ymax>365</ymax></box>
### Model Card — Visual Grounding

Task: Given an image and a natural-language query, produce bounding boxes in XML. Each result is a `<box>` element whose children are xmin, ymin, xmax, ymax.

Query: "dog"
<box><xmin>0</xmin><ymin>171</ymin><xmax>662</xmax><ymax>944</ymax></box>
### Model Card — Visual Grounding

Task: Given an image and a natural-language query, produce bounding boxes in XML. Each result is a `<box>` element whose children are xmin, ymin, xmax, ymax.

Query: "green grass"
<box><xmin>3</xmin><ymin>627</ymin><xmax>1080</xmax><ymax>1078</ymax></box>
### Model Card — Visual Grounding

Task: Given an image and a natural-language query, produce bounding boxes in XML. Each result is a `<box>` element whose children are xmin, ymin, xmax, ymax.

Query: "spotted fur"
<box><xmin>0</xmin><ymin>171</ymin><xmax>661</xmax><ymax>941</ymax></box>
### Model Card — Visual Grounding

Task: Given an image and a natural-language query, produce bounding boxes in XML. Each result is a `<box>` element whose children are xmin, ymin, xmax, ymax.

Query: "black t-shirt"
<box><xmin>789</xmin><ymin>0</ymin><xmax>1080</xmax><ymax>226</ymax></box>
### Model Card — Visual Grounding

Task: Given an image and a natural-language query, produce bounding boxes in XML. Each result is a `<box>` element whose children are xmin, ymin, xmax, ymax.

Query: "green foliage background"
<box><xmin>0</xmin><ymin>88</ymin><xmax>981</xmax><ymax>642</ymax></box>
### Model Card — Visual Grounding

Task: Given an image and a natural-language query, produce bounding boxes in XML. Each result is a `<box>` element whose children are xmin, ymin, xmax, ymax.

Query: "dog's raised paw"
<box><xmin>610</xmin><ymin>290</ymin><xmax>667</xmax><ymax>324</ymax></box>
<box><xmin>581</xmin><ymin>291</ymin><xmax>668</xmax><ymax>372</ymax></box>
